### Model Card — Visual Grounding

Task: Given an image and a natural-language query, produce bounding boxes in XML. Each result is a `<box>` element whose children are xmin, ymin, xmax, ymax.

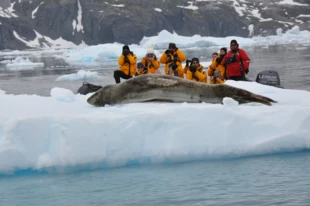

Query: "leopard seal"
<box><xmin>87</xmin><ymin>74</ymin><xmax>277</xmax><ymax>106</ymax></box>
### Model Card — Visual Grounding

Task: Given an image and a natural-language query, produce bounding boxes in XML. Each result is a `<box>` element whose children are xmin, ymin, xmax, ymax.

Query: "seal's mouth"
<box><xmin>87</xmin><ymin>92</ymin><xmax>101</xmax><ymax>106</ymax></box>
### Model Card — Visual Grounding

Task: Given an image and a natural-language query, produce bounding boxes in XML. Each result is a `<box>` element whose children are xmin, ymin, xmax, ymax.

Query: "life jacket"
<box><xmin>186</xmin><ymin>65</ymin><xmax>206</xmax><ymax>83</ymax></box>
<box><xmin>208</xmin><ymin>56</ymin><xmax>226</xmax><ymax>80</ymax></box>
<box><xmin>118</xmin><ymin>52</ymin><xmax>137</xmax><ymax>77</ymax></box>
<box><xmin>222</xmin><ymin>49</ymin><xmax>250</xmax><ymax>77</ymax></box>
<box><xmin>142</xmin><ymin>57</ymin><xmax>160</xmax><ymax>74</ymax></box>
<box><xmin>159</xmin><ymin>48</ymin><xmax>186</xmax><ymax>76</ymax></box>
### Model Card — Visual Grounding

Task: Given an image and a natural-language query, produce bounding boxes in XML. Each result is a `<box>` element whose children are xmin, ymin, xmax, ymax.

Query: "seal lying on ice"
<box><xmin>87</xmin><ymin>74</ymin><xmax>277</xmax><ymax>107</ymax></box>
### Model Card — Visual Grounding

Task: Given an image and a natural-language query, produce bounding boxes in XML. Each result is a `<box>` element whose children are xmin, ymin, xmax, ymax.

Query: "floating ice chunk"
<box><xmin>276</xmin><ymin>28</ymin><xmax>283</xmax><ymax>36</ymax></box>
<box><xmin>4</xmin><ymin>56</ymin><xmax>44</xmax><ymax>71</ymax></box>
<box><xmin>56</xmin><ymin>70</ymin><xmax>100</xmax><ymax>81</ymax></box>
<box><xmin>50</xmin><ymin>87</ymin><xmax>75</xmax><ymax>102</ymax></box>
<box><xmin>287</xmin><ymin>25</ymin><xmax>300</xmax><ymax>34</ymax></box>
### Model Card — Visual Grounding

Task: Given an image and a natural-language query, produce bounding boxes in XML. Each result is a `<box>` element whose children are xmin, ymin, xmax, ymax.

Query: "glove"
<box><xmin>186</xmin><ymin>59</ymin><xmax>191</xmax><ymax>67</ymax></box>
<box><xmin>216</xmin><ymin>57</ymin><xmax>223</xmax><ymax>64</ymax></box>
<box><xmin>122</xmin><ymin>50</ymin><xmax>129</xmax><ymax>56</ymax></box>
<box><xmin>244</xmin><ymin>68</ymin><xmax>249</xmax><ymax>74</ymax></box>
<box><xmin>189</xmin><ymin>66</ymin><xmax>197</xmax><ymax>73</ymax></box>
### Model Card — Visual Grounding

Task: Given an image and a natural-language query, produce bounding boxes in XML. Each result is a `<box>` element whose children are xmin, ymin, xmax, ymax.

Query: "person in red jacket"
<box><xmin>222</xmin><ymin>39</ymin><xmax>250</xmax><ymax>81</ymax></box>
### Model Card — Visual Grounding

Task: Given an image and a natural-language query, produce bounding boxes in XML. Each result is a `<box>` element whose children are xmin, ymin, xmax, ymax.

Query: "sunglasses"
<box><xmin>230</xmin><ymin>44</ymin><xmax>237</xmax><ymax>46</ymax></box>
<box><xmin>192</xmin><ymin>61</ymin><xmax>199</xmax><ymax>64</ymax></box>
<box><xmin>138</xmin><ymin>66</ymin><xmax>144</xmax><ymax>69</ymax></box>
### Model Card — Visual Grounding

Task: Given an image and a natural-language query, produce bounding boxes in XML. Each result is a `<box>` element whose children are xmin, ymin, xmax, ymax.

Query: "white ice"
<box><xmin>0</xmin><ymin>80</ymin><xmax>310</xmax><ymax>175</ymax></box>
<box><xmin>3</xmin><ymin>56</ymin><xmax>44</xmax><ymax>71</ymax></box>
<box><xmin>56</xmin><ymin>70</ymin><xmax>100</xmax><ymax>81</ymax></box>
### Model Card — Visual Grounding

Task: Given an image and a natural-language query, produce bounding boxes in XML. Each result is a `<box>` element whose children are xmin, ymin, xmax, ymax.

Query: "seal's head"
<box><xmin>87</xmin><ymin>90</ymin><xmax>102</xmax><ymax>106</ymax></box>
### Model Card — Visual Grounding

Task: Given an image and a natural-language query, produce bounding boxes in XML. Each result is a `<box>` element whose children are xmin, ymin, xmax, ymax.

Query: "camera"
<box><xmin>213</xmin><ymin>70</ymin><xmax>220</xmax><ymax>77</ymax></box>
<box><xmin>170</xmin><ymin>62</ymin><xmax>177</xmax><ymax>70</ymax></box>
<box><xmin>225</xmin><ymin>55</ymin><xmax>236</xmax><ymax>64</ymax></box>
<box><xmin>123</xmin><ymin>50</ymin><xmax>129</xmax><ymax>56</ymax></box>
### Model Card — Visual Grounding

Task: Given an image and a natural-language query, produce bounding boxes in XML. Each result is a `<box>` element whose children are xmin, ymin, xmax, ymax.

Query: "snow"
<box><xmin>154</xmin><ymin>8</ymin><xmax>162</xmax><ymax>12</ymax></box>
<box><xmin>0</xmin><ymin>80</ymin><xmax>310</xmax><ymax>175</ymax></box>
<box><xmin>232</xmin><ymin>0</ymin><xmax>246</xmax><ymax>17</ymax></box>
<box><xmin>297</xmin><ymin>14</ymin><xmax>310</xmax><ymax>18</ymax></box>
<box><xmin>32</xmin><ymin>2</ymin><xmax>44</xmax><ymax>19</ymax></box>
<box><xmin>13</xmin><ymin>30</ymin><xmax>88</xmax><ymax>49</ymax></box>
<box><xmin>0</xmin><ymin>2</ymin><xmax>18</xmax><ymax>18</ymax></box>
<box><xmin>177</xmin><ymin>2</ymin><xmax>199</xmax><ymax>10</ymax></box>
<box><xmin>278</xmin><ymin>0</ymin><xmax>309</xmax><ymax>6</ymax></box>
<box><xmin>56</xmin><ymin>70</ymin><xmax>100</xmax><ymax>81</ymax></box>
<box><xmin>111</xmin><ymin>4</ymin><xmax>125</xmax><ymax>7</ymax></box>
<box><xmin>75</xmin><ymin>0</ymin><xmax>84</xmax><ymax>33</ymax></box>
<box><xmin>248</xmin><ymin>24</ymin><xmax>254</xmax><ymax>36</ymax></box>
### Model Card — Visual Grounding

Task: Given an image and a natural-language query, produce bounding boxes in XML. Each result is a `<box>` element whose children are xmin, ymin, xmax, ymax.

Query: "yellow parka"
<box><xmin>159</xmin><ymin>48</ymin><xmax>186</xmax><ymax>78</ymax></box>
<box><xmin>185</xmin><ymin>64</ymin><xmax>207</xmax><ymax>83</ymax></box>
<box><xmin>141</xmin><ymin>57</ymin><xmax>160</xmax><ymax>74</ymax></box>
<box><xmin>118</xmin><ymin>52</ymin><xmax>137</xmax><ymax>77</ymax></box>
<box><xmin>208</xmin><ymin>56</ymin><xmax>226</xmax><ymax>84</ymax></box>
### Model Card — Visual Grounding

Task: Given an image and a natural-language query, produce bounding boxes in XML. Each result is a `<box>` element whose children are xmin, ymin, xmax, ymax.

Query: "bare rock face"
<box><xmin>0</xmin><ymin>0</ymin><xmax>309</xmax><ymax>50</ymax></box>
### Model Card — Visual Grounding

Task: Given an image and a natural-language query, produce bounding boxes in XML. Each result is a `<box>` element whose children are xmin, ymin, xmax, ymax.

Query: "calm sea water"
<box><xmin>1</xmin><ymin>45</ymin><xmax>310</xmax><ymax>205</ymax></box>
<box><xmin>1</xmin><ymin>152</ymin><xmax>310</xmax><ymax>206</ymax></box>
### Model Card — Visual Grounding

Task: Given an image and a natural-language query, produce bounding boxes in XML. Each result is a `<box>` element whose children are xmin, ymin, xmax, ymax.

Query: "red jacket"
<box><xmin>222</xmin><ymin>49</ymin><xmax>250</xmax><ymax>77</ymax></box>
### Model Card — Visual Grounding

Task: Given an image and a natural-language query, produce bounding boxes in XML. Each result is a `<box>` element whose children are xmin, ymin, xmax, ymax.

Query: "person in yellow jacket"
<box><xmin>208</xmin><ymin>47</ymin><xmax>227</xmax><ymax>84</ymax></box>
<box><xmin>113</xmin><ymin>45</ymin><xmax>137</xmax><ymax>84</ymax></box>
<box><xmin>184</xmin><ymin>58</ymin><xmax>207</xmax><ymax>83</ymax></box>
<box><xmin>134</xmin><ymin>62</ymin><xmax>148</xmax><ymax>76</ymax></box>
<box><xmin>159</xmin><ymin>43</ymin><xmax>186</xmax><ymax>78</ymax></box>
<box><xmin>141</xmin><ymin>46</ymin><xmax>160</xmax><ymax>74</ymax></box>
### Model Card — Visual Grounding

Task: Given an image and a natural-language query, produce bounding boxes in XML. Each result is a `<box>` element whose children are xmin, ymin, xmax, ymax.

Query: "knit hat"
<box><xmin>230</xmin><ymin>39</ymin><xmax>238</xmax><ymax>45</ymax></box>
<box><xmin>168</xmin><ymin>43</ymin><xmax>176</xmax><ymax>49</ymax></box>
<box><xmin>220</xmin><ymin>47</ymin><xmax>227</xmax><ymax>53</ymax></box>
<box><xmin>123</xmin><ymin>45</ymin><xmax>130</xmax><ymax>51</ymax></box>
<box><xmin>137</xmin><ymin>62</ymin><xmax>144</xmax><ymax>68</ymax></box>
<box><xmin>147</xmin><ymin>46</ymin><xmax>154</xmax><ymax>54</ymax></box>
<box><xmin>191</xmin><ymin>57</ymin><xmax>199</xmax><ymax>63</ymax></box>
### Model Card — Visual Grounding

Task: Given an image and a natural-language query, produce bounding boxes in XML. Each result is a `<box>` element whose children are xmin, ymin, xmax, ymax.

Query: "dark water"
<box><xmin>1</xmin><ymin>151</ymin><xmax>310</xmax><ymax>206</ymax></box>
<box><xmin>0</xmin><ymin>44</ymin><xmax>310</xmax><ymax>96</ymax></box>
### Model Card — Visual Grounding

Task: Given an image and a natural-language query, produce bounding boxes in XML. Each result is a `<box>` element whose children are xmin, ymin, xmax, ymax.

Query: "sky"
<box><xmin>0</xmin><ymin>23</ymin><xmax>310</xmax><ymax>175</ymax></box>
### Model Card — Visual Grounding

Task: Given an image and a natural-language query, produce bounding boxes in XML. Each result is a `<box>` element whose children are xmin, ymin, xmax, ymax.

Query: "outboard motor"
<box><xmin>255</xmin><ymin>70</ymin><xmax>282</xmax><ymax>88</ymax></box>
<box><xmin>77</xmin><ymin>82</ymin><xmax>102</xmax><ymax>95</ymax></box>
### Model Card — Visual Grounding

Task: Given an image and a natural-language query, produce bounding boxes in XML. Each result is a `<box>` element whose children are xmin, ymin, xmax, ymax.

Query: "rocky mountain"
<box><xmin>0</xmin><ymin>0</ymin><xmax>309</xmax><ymax>50</ymax></box>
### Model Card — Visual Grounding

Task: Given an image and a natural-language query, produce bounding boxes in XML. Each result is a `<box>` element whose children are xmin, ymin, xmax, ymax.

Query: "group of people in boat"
<box><xmin>113</xmin><ymin>40</ymin><xmax>250</xmax><ymax>85</ymax></box>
